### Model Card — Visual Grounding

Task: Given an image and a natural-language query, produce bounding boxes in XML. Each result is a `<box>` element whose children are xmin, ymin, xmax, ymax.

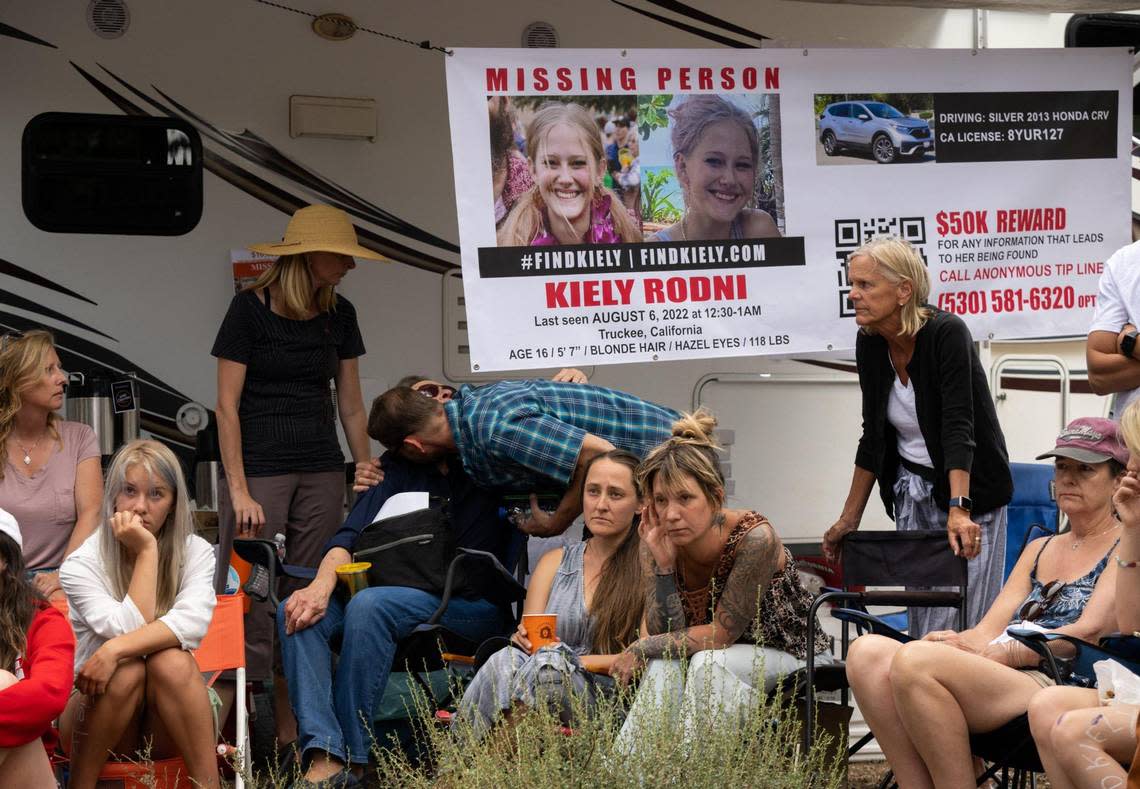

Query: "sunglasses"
<box><xmin>0</xmin><ymin>330</ymin><xmax>25</xmax><ymax>352</ymax></box>
<box><xmin>415</xmin><ymin>383</ymin><xmax>457</xmax><ymax>400</ymax></box>
<box><xmin>1017</xmin><ymin>579</ymin><xmax>1066</xmax><ymax>622</ymax></box>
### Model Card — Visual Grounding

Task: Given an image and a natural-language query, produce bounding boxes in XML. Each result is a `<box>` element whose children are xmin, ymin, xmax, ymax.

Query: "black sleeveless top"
<box><xmin>211</xmin><ymin>289</ymin><xmax>365</xmax><ymax>475</ymax></box>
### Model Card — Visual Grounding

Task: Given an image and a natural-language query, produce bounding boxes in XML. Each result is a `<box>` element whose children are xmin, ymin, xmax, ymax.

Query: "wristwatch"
<box><xmin>948</xmin><ymin>496</ymin><xmax>973</xmax><ymax>512</ymax></box>
<box><xmin>1122</xmin><ymin>330</ymin><xmax>1139</xmax><ymax>359</ymax></box>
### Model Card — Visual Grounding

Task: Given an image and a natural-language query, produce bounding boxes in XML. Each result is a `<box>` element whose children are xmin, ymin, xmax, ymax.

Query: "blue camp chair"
<box><xmin>1006</xmin><ymin>462</ymin><xmax>1059</xmax><ymax>579</ymax></box>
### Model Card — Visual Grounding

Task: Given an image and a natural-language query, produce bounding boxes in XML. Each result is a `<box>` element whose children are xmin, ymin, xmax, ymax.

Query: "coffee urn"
<box><xmin>65</xmin><ymin>372</ymin><xmax>115</xmax><ymax>462</ymax></box>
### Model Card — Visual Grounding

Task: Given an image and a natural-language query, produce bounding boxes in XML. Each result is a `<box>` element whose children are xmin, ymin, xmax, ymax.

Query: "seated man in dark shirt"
<box><xmin>368</xmin><ymin>379</ymin><xmax>679</xmax><ymax>537</ymax></box>
<box><xmin>277</xmin><ymin>444</ymin><xmax>513</xmax><ymax>786</ymax></box>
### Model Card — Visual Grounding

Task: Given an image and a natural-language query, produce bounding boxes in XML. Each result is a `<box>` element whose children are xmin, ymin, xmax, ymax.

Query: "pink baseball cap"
<box><xmin>1036</xmin><ymin>417</ymin><xmax>1129</xmax><ymax>466</ymax></box>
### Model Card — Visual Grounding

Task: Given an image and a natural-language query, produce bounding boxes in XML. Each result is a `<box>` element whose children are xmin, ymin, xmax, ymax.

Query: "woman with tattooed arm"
<box><xmin>612</xmin><ymin>410</ymin><xmax>830</xmax><ymax>751</ymax></box>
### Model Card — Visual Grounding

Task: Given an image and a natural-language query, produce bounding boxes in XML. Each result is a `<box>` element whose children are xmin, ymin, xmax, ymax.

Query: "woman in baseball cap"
<box><xmin>1028</xmin><ymin>408</ymin><xmax>1140</xmax><ymax>786</ymax></box>
<box><xmin>846</xmin><ymin>416</ymin><xmax>1126</xmax><ymax>786</ymax></box>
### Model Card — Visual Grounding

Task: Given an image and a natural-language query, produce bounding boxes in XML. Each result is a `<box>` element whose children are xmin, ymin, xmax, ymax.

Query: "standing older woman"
<box><xmin>212</xmin><ymin>205</ymin><xmax>380</xmax><ymax>701</ymax></box>
<box><xmin>612</xmin><ymin>410</ymin><xmax>830</xmax><ymax>753</ymax></box>
<box><xmin>1027</xmin><ymin>402</ymin><xmax>1140</xmax><ymax>789</ymax></box>
<box><xmin>823</xmin><ymin>236</ymin><xmax>1012</xmax><ymax>636</ymax></box>
<box><xmin>0</xmin><ymin>330</ymin><xmax>102</xmax><ymax>600</ymax></box>
<box><xmin>845</xmin><ymin>418</ymin><xmax>1125</xmax><ymax>788</ymax></box>
<box><xmin>647</xmin><ymin>95</ymin><xmax>780</xmax><ymax>242</ymax></box>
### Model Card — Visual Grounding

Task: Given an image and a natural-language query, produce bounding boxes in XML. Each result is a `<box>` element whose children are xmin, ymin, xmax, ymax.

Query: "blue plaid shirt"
<box><xmin>445</xmin><ymin>381</ymin><xmax>679</xmax><ymax>489</ymax></box>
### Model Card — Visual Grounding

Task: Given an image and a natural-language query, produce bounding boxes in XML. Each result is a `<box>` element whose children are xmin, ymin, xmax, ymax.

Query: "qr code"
<box><xmin>834</xmin><ymin>217</ymin><xmax>928</xmax><ymax>318</ymax></box>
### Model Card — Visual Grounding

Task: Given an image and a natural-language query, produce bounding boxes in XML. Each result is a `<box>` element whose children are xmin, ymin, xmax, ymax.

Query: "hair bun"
<box><xmin>671</xmin><ymin>408</ymin><xmax>718</xmax><ymax>446</ymax></box>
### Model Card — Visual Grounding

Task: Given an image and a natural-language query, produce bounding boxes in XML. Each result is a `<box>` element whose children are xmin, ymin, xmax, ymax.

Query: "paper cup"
<box><xmin>335</xmin><ymin>562</ymin><xmax>372</xmax><ymax>598</ymax></box>
<box><xmin>522</xmin><ymin>613</ymin><xmax>558</xmax><ymax>654</ymax></box>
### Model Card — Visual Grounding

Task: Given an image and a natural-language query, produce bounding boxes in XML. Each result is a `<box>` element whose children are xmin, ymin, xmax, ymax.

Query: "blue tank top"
<box><xmin>1012</xmin><ymin>535</ymin><xmax>1118</xmax><ymax>629</ymax></box>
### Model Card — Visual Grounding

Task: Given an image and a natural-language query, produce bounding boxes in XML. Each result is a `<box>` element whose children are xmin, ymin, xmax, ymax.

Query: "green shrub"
<box><xmin>371</xmin><ymin>662</ymin><xmax>845</xmax><ymax>789</ymax></box>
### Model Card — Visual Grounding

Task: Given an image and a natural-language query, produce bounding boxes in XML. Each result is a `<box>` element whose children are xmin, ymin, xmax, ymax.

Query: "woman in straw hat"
<box><xmin>211</xmin><ymin>205</ymin><xmax>381</xmax><ymax>738</ymax></box>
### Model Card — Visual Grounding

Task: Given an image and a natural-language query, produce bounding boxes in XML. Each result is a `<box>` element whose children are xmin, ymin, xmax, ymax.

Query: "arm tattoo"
<box><xmin>627</xmin><ymin>525</ymin><xmax>782</xmax><ymax>660</ymax></box>
<box><xmin>630</xmin><ymin>629</ymin><xmax>701</xmax><ymax>661</ymax></box>
<box><xmin>713</xmin><ymin>523</ymin><xmax>782</xmax><ymax>643</ymax></box>
<box><xmin>640</xmin><ymin>543</ymin><xmax>687</xmax><ymax>635</ymax></box>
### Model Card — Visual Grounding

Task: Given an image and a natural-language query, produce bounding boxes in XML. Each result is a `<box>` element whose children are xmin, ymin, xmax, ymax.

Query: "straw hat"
<box><xmin>249</xmin><ymin>205</ymin><xmax>387</xmax><ymax>261</ymax></box>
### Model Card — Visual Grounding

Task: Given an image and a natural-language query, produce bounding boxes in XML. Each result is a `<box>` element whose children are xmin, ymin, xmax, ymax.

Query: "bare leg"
<box><xmin>59</xmin><ymin>658</ymin><xmax>146</xmax><ymax>789</ymax></box>
<box><xmin>1027</xmin><ymin>686</ymin><xmax>1100</xmax><ymax>789</ymax></box>
<box><xmin>846</xmin><ymin>635</ymin><xmax>934</xmax><ymax>789</ymax></box>
<box><xmin>0</xmin><ymin>671</ymin><xmax>55</xmax><ymax>788</ymax></box>
<box><xmin>0</xmin><ymin>739</ymin><xmax>57</xmax><ymax>788</ymax></box>
<box><xmin>889</xmin><ymin>641</ymin><xmax>1046</xmax><ymax>789</ymax></box>
<box><xmin>1048</xmin><ymin>702</ymin><xmax>1138</xmax><ymax>789</ymax></box>
<box><xmin>142</xmin><ymin>647</ymin><xmax>220</xmax><ymax>789</ymax></box>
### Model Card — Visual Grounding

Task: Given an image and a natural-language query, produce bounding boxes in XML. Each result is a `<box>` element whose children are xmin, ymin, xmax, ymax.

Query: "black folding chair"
<box><xmin>233</xmin><ymin>537</ymin><xmax>526</xmax><ymax>706</ymax></box>
<box><xmin>803</xmin><ymin>530</ymin><xmax>969</xmax><ymax>753</ymax></box>
<box><xmin>957</xmin><ymin>631</ymin><xmax>1140</xmax><ymax>789</ymax></box>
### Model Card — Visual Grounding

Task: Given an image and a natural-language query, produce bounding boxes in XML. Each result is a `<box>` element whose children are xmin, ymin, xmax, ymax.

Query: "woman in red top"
<box><xmin>0</xmin><ymin>508</ymin><xmax>75</xmax><ymax>786</ymax></box>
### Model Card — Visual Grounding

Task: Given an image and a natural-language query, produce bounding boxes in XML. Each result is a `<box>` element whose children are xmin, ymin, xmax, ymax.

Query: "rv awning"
<box><xmin>790</xmin><ymin>0</ymin><xmax>1138</xmax><ymax>10</ymax></box>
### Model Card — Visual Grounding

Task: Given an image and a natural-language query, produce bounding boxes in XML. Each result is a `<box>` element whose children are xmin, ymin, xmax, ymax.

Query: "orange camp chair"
<box><xmin>66</xmin><ymin>593</ymin><xmax>249</xmax><ymax>789</ymax></box>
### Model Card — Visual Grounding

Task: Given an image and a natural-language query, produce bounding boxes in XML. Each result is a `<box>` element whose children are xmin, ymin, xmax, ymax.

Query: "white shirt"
<box><xmin>887</xmin><ymin>371</ymin><xmax>934</xmax><ymax>468</ymax></box>
<box><xmin>1089</xmin><ymin>240</ymin><xmax>1140</xmax><ymax>419</ymax></box>
<box><xmin>60</xmin><ymin>532</ymin><xmax>216</xmax><ymax>676</ymax></box>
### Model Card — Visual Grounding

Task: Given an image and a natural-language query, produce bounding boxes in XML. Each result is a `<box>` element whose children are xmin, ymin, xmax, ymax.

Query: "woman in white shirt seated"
<box><xmin>58</xmin><ymin>440</ymin><xmax>218</xmax><ymax>789</ymax></box>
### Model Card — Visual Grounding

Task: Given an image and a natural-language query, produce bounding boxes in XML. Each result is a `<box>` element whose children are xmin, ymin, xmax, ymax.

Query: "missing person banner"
<box><xmin>445</xmin><ymin>48</ymin><xmax>1131</xmax><ymax>372</ymax></box>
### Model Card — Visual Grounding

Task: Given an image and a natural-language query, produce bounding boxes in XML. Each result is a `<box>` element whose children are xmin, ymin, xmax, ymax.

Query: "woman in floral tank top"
<box><xmin>612</xmin><ymin>410</ymin><xmax>831</xmax><ymax>753</ymax></box>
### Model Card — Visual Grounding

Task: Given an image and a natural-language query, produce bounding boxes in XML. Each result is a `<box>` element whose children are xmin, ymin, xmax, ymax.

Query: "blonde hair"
<box><xmin>849</xmin><ymin>236</ymin><xmax>933</xmax><ymax>337</ymax></box>
<box><xmin>638</xmin><ymin>409</ymin><xmax>725</xmax><ymax>512</ymax></box>
<box><xmin>497</xmin><ymin>102</ymin><xmax>641</xmax><ymax>246</ymax></box>
<box><xmin>246</xmin><ymin>254</ymin><xmax>337</xmax><ymax>320</ymax></box>
<box><xmin>99</xmin><ymin>440</ymin><xmax>194</xmax><ymax>617</ymax></box>
<box><xmin>1121</xmin><ymin>401</ymin><xmax>1140</xmax><ymax>460</ymax></box>
<box><xmin>0</xmin><ymin>330</ymin><xmax>62</xmax><ymax>481</ymax></box>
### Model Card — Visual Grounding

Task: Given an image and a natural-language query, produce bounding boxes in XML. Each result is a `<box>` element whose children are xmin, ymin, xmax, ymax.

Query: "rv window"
<box><xmin>22</xmin><ymin>112</ymin><xmax>202</xmax><ymax>235</ymax></box>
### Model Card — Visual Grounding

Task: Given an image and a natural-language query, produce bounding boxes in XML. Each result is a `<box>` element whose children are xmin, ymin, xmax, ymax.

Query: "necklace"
<box><xmin>13</xmin><ymin>430</ymin><xmax>47</xmax><ymax>466</ymax></box>
<box><xmin>1070</xmin><ymin>519</ymin><xmax>1119</xmax><ymax>550</ymax></box>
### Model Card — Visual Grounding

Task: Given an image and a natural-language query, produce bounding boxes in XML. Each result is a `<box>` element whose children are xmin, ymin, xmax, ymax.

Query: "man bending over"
<box><xmin>368</xmin><ymin>380</ymin><xmax>678</xmax><ymax>536</ymax></box>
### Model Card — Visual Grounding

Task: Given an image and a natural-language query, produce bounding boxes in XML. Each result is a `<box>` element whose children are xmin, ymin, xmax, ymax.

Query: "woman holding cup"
<box><xmin>454</xmin><ymin>449</ymin><xmax>645</xmax><ymax>737</ymax></box>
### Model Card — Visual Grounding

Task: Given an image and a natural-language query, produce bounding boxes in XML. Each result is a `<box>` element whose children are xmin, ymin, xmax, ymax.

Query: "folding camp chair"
<box><xmin>959</xmin><ymin>631</ymin><xmax>1140</xmax><ymax>789</ymax></box>
<box><xmin>56</xmin><ymin>593</ymin><xmax>249</xmax><ymax>789</ymax></box>
<box><xmin>233</xmin><ymin>537</ymin><xmax>526</xmax><ymax>711</ymax></box>
<box><xmin>802</xmin><ymin>530</ymin><xmax>969</xmax><ymax>753</ymax></box>
<box><xmin>1005</xmin><ymin>462</ymin><xmax>1059</xmax><ymax>581</ymax></box>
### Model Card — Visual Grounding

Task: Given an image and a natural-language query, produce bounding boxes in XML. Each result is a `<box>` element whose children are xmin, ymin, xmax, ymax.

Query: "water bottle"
<box><xmin>273</xmin><ymin>532</ymin><xmax>287</xmax><ymax>562</ymax></box>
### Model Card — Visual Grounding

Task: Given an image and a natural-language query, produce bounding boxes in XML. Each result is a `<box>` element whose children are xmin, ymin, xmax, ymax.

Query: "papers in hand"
<box><xmin>371</xmin><ymin>491</ymin><xmax>430</xmax><ymax>524</ymax></box>
<box><xmin>990</xmin><ymin>619</ymin><xmax>1050</xmax><ymax>645</ymax></box>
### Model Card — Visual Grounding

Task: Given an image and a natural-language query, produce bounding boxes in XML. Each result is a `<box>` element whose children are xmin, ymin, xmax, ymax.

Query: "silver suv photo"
<box><xmin>819</xmin><ymin>101</ymin><xmax>933</xmax><ymax>163</ymax></box>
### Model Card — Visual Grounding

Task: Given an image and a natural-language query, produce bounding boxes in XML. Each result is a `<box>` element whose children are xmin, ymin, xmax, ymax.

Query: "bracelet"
<box><xmin>1116</xmin><ymin>555</ymin><xmax>1140</xmax><ymax>569</ymax></box>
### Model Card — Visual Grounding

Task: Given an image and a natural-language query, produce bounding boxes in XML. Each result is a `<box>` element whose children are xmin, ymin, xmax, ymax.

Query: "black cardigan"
<box><xmin>854</xmin><ymin>308</ymin><xmax>1012</xmax><ymax>518</ymax></box>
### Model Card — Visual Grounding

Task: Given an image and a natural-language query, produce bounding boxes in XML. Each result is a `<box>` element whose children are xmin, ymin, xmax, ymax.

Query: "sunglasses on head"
<box><xmin>1017</xmin><ymin>579</ymin><xmax>1066</xmax><ymax>623</ymax></box>
<box><xmin>415</xmin><ymin>383</ymin><xmax>456</xmax><ymax>400</ymax></box>
<box><xmin>0</xmin><ymin>330</ymin><xmax>25</xmax><ymax>352</ymax></box>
